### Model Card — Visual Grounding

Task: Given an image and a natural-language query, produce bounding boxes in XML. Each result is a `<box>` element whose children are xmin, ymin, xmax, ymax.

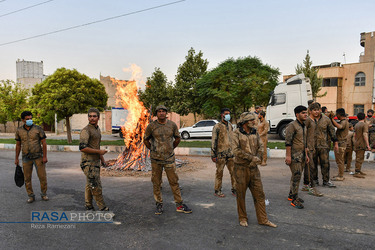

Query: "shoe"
<box><xmin>214</xmin><ymin>190</ymin><xmax>225</xmax><ymax>198</ymax></box>
<box><xmin>331</xmin><ymin>176</ymin><xmax>345</xmax><ymax>181</ymax></box>
<box><xmin>353</xmin><ymin>172</ymin><xmax>365</xmax><ymax>178</ymax></box>
<box><xmin>287</xmin><ymin>195</ymin><xmax>304</xmax><ymax>203</ymax></box>
<box><xmin>291</xmin><ymin>199</ymin><xmax>304</xmax><ymax>209</ymax></box>
<box><xmin>239</xmin><ymin>220</ymin><xmax>248</xmax><ymax>227</ymax></box>
<box><xmin>100</xmin><ymin>207</ymin><xmax>115</xmax><ymax>217</ymax></box>
<box><xmin>85</xmin><ymin>205</ymin><xmax>95</xmax><ymax>211</ymax></box>
<box><xmin>176</xmin><ymin>204</ymin><xmax>192</xmax><ymax>214</ymax></box>
<box><xmin>308</xmin><ymin>188</ymin><xmax>323</xmax><ymax>197</ymax></box>
<box><xmin>260</xmin><ymin>220</ymin><xmax>277</xmax><ymax>228</ymax></box>
<box><xmin>27</xmin><ymin>197</ymin><xmax>35</xmax><ymax>203</ymax></box>
<box><xmin>100</xmin><ymin>207</ymin><xmax>109</xmax><ymax>211</ymax></box>
<box><xmin>231</xmin><ymin>189</ymin><xmax>237</xmax><ymax>197</ymax></box>
<box><xmin>359</xmin><ymin>171</ymin><xmax>367</xmax><ymax>176</ymax></box>
<box><xmin>313</xmin><ymin>180</ymin><xmax>319</xmax><ymax>186</ymax></box>
<box><xmin>344</xmin><ymin>169</ymin><xmax>350</xmax><ymax>172</ymax></box>
<box><xmin>155</xmin><ymin>203</ymin><xmax>163</xmax><ymax>215</ymax></box>
<box><xmin>322</xmin><ymin>181</ymin><xmax>336</xmax><ymax>188</ymax></box>
<box><xmin>41</xmin><ymin>196</ymin><xmax>49</xmax><ymax>201</ymax></box>
<box><xmin>261</xmin><ymin>163</ymin><xmax>267</xmax><ymax>166</ymax></box>
<box><xmin>301</xmin><ymin>184</ymin><xmax>310</xmax><ymax>191</ymax></box>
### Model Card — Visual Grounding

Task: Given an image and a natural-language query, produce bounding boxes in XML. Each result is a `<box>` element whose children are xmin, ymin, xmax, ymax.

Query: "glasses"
<box><xmin>88</xmin><ymin>115</ymin><xmax>98</xmax><ymax>118</ymax></box>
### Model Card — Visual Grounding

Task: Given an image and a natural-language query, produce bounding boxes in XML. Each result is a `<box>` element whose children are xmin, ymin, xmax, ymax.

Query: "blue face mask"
<box><xmin>25</xmin><ymin>119</ymin><xmax>33</xmax><ymax>127</ymax></box>
<box><xmin>224</xmin><ymin>114</ymin><xmax>231</xmax><ymax>121</ymax></box>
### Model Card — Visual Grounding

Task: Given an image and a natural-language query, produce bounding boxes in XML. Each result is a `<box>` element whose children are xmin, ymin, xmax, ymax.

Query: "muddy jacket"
<box><xmin>211</xmin><ymin>121</ymin><xmax>234</xmax><ymax>159</ymax></box>
<box><xmin>231</xmin><ymin>126</ymin><xmax>263</xmax><ymax>166</ymax></box>
<box><xmin>285</xmin><ymin>120</ymin><xmax>306</xmax><ymax>163</ymax></box>
<box><xmin>365</xmin><ymin>117</ymin><xmax>375</xmax><ymax>132</ymax></box>
<box><xmin>354</xmin><ymin>121</ymin><xmax>368</xmax><ymax>150</ymax></box>
<box><xmin>315</xmin><ymin>115</ymin><xmax>337</xmax><ymax>149</ymax></box>
<box><xmin>144</xmin><ymin>120</ymin><xmax>180</xmax><ymax>164</ymax></box>
<box><xmin>257</xmin><ymin>119</ymin><xmax>269</xmax><ymax>138</ymax></box>
<box><xmin>15</xmin><ymin>124</ymin><xmax>47</xmax><ymax>159</ymax></box>
<box><xmin>304</xmin><ymin>117</ymin><xmax>316</xmax><ymax>151</ymax></box>
<box><xmin>79</xmin><ymin>124</ymin><xmax>101</xmax><ymax>166</ymax></box>
<box><xmin>336</xmin><ymin>119</ymin><xmax>349</xmax><ymax>147</ymax></box>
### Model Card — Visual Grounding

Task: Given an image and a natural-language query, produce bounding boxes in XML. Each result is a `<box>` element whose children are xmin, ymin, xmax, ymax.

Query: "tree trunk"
<box><xmin>2</xmin><ymin>123</ymin><xmax>6</xmax><ymax>133</ymax></box>
<box><xmin>65</xmin><ymin>116</ymin><xmax>72</xmax><ymax>144</ymax></box>
<box><xmin>193</xmin><ymin>112</ymin><xmax>197</xmax><ymax>123</ymax></box>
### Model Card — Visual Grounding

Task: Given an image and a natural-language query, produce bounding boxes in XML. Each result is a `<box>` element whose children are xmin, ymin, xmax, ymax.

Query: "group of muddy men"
<box><xmin>14</xmin><ymin>103</ymin><xmax>373</xmax><ymax>228</ymax></box>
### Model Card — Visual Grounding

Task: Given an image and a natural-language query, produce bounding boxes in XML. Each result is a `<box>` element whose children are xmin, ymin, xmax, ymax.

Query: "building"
<box><xmin>314</xmin><ymin>31</ymin><xmax>375</xmax><ymax>115</ymax></box>
<box><xmin>99</xmin><ymin>75</ymin><xmax>128</xmax><ymax>108</ymax></box>
<box><xmin>16</xmin><ymin>59</ymin><xmax>46</xmax><ymax>89</ymax></box>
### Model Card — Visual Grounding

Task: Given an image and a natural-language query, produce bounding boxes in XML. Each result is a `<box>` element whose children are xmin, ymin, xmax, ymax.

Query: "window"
<box><xmin>270</xmin><ymin>93</ymin><xmax>286</xmax><ymax>106</ymax></box>
<box><xmin>353</xmin><ymin>104</ymin><xmax>364</xmax><ymax>115</ymax></box>
<box><xmin>322</xmin><ymin>78</ymin><xmax>338</xmax><ymax>87</ymax></box>
<box><xmin>204</xmin><ymin>121</ymin><xmax>216</xmax><ymax>127</ymax></box>
<box><xmin>194</xmin><ymin>121</ymin><xmax>205</xmax><ymax>127</ymax></box>
<box><xmin>354</xmin><ymin>72</ymin><xmax>366</xmax><ymax>86</ymax></box>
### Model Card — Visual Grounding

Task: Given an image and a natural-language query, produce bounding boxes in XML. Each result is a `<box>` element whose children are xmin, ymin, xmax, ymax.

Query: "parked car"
<box><xmin>179</xmin><ymin>120</ymin><xmax>219</xmax><ymax>139</ymax></box>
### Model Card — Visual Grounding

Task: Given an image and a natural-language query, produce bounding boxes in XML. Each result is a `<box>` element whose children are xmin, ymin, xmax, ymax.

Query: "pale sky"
<box><xmin>1</xmin><ymin>0</ymin><xmax>374</xmax><ymax>84</ymax></box>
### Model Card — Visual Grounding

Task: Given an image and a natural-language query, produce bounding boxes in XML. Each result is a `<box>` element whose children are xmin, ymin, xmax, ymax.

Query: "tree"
<box><xmin>197</xmin><ymin>56</ymin><xmax>279</xmax><ymax>120</ymax></box>
<box><xmin>0</xmin><ymin>80</ymin><xmax>29</xmax><ymax>132</ymax></box>
<box><xmin>138</xmin><ymin>68</ymin><xmax>173</xmax><ymax>114</ymax></box>
<box><xmin>295</xmin><ymin>50</ymin><xmax>326</xmax><ymax>99</ymax></box>
<box><xmin>30</xmin><ymin>68</ymin><xmax>108</xmax><ymax>143</ymax></box>
<box><xmin>173</xmin><ymin>48</ymin><xmax>208</xmax><ymax>121</ymax></box>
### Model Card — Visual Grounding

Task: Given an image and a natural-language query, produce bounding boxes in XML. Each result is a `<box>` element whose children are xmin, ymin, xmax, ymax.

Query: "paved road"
<box><xmin>0</xmin><ymin>150</ymin><xmax>374</xmax><ymax>249</ymax></box>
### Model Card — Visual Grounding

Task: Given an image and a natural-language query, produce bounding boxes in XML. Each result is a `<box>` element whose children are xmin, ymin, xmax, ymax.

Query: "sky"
<box><xmin>1</xmin><ymin>0</ymin><xmax>375</xmax><ymax>85</ymax></box>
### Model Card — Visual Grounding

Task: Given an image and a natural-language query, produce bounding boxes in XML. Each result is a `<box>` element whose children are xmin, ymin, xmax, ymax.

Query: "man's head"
<box><xmin>220</xmin><ymin>108</ymin><xmax>231</xmax><ymax>122</ymax></box>
<box><xmin>294</xmin><ymin>105</ymin><xmax>308</xmax><ymax>122</ymax></box>
<box><xmin>21</xmin><ymin>111</ymin><xmax>33</xmax><ymax>126</ymax></box>
<box><xmin>309</xmin><ymin>102</ymin><xmax>321</xmax><ymax>118</ymax></box>
<box><xmin>367</xmin><ymin>109</ymin><xmax>374</xmax><ymax>118</ymax></box>
<box><xmin>239</xmin><ymin>112</ymin><xmax>256</xmax><ymax>128</ymax></box>
<box><xmin>322</xmin><ymin>106</ymin><xmax>329</xmax><ymax>115</ymax></box>
<box><xmin>349</xmin><ymin>123</ymin><xmax>354</xmax><ymax>131</ymax></box>
<box><xmin>357</xmin><ymin>112</ymin><xmax>365</xmax><ymax>121</ymax></box>
<box><xmin>336</xmin><ymin>108</ymin><xmax>346</xmax><ymax>120</ymax></box>
<box><xmin>255</xmin><ymin>106</ymin><xmax>261</xmax><ymax>113</ymax></box>
<box><xmin>308</xmin><ymin>100</ymin><xmax>314</xmax><ymax>106</ymax></box>
<box><xmin>88</xmin><ymin>108</ymin><xmax>100</xmax><ymax>126</ymax></box>
<box><xmin>155</xmin><ymin>105</ymin><xmax>168</xmax><ymax>120</ymax></box>
<box><xmin>259</xmin><ymin>111</ymin><xmax>266</xmax><ymax>120</ymax></box>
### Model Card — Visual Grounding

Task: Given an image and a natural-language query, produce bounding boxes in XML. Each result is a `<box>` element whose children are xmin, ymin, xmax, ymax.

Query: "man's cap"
<box><xmin>155</xmin><ymin>105</ymin><xmax>168</xmax><ymax>112</ymax></box>
<box><xmin>239</xmin><ymin>112</ymin><xmax>256</xmax><ymax>123</ymax></box>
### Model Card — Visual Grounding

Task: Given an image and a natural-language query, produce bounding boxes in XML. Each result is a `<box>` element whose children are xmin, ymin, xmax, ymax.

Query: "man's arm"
<box><xmin>173</xmin><ymin>137</ymin><xmax>181</xmax><ymax>148</ymax></box>
<box><xmin>284</xmin><ymin>123</ymin><xmax>294</xmax><ymax>165</ymax></box>
<box><xmin>15</xmin><ymin>141</ymin><xmax>21</xmax><ymax>166</ymax></box>
<box><xmin>331</xmin><ymin>118</ymin><xmax>343</xmax><ymax>129</ymax></box>
<box><xmin>41</xmin><ymin>139</ymin><xmax>48</xmax><ymax>164</ymax></box>
<box><xmin>80</xmin><ymin>147</ymin><xmax>107</xmax><ymax>155</ymax></box>
<box><xmin>211</xmin><ymin>125</ymin><xmax>219</xmax><ymax>162</ymax></box>
<box><xmin>285</xmin><ymin>146</ymin><xmax>292</xmax><ymax>165</ymax></box>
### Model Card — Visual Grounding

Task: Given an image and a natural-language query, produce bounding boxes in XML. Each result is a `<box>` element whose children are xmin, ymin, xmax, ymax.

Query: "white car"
<box><xmin>179</xmin><ymin>120</ymin><xmax>219</xmax><ymax>139</ymax></box>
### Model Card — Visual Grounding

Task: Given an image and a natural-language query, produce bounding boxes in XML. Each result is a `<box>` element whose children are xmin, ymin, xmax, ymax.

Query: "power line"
<box><xmin>0</xmin><ymin>0</ymin><xmax>185</xmax><ymax>47</ymax></box>
<box><xmin>0</xmin><ymin>0</ymin><xmax>55</xmax><ymax>18</ymax></box>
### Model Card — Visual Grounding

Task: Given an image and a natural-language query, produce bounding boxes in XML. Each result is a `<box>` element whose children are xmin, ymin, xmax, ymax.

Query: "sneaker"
<box><xmin>308</xmin><ymin>188</ymin><xmax>323</xmax><ymax>197</ymax></box>
<box><xmin>260</xmin><ymin>220</ymin><xmax>277</xmax><ymax>228</ymax></box>
<box><xmin>214</xmin><ymin>190</ymin><xmax>225</xmax><ymax>198</ymax></box>
<box><xmin>331</xmin><ymin>176</ymin><xmax>345</xmax><ymax>181</ymax></box>
<box><xmin>85</xmin><ymin>205</ymin><xmax>95</xmax><ymax>211</ymax></box>
<box><xmin>231</xmin><ymin>189</ymin><xmax>237</xmax><ymax>197</ymax></box>
<box><xmin>353</xmin><ymin>172</ymin><xmax>365</xmax><ymax>178</ymax></box>
<box><xmin>322</xmin><ymin>181</ymin><xmax>336</xmax><ymax>188</ymax></box>
<box><xmin>27</xmin><ymin>196</ymin><xmax>35</xmax><ymax>203</ymax></box>
<box><xmin>155</xmin><ymin>203</ymin><xmax>163</xmax><ymax>215</ymax></box>
<box><xmin>239</xmin><ymin>220</ymin><xmax>248</xmax><ymax>227</ymax></box>
<box><xmin>301</xmin><ymin>185</ymin><xmax>310</xmax><ymax>191</ymax></box>
<box><xmin>261</xmin><ymin>163</ymin><xmax>267</xmax><ymax>166</ymax></box>
<box><xmin>359</xmin><ymin>171</ymin><xmax>367</xmax><ymax>176</ymax></box>
<box><xmin>291</xmin><ymin>199</ymin><xmax>304</xmax><ymax>209</ymax></box>
<box><xmin>176</xmin><ymin>204</ymin><xmax>192</xmax><ymax>214</ymax></box>
<box><xmin>41</xmin><ymin>195</ymin><xmax>49</xmax><ymax>201</ymax></box>
<box><xmin>287</xmin><ymin>196</ymin><xmax>304</xmax><ymax>203</ymax></box>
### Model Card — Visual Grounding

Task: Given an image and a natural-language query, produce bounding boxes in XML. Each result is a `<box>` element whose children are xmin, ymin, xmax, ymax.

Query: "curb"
<box><xmin>1</xmin><ymin>143</ymin><xmax>374</xmax><ymax>161</ymax></box>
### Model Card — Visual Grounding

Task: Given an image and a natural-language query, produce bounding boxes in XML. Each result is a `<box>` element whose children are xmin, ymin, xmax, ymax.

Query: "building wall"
<box><xmin>100</xmin><ymin>75</ymin><xmax>129</xmax><ymax>108</ymax></box>
<box><xmin>16</xmin><ymin>59</ymin><xmax>44</xmax><ymax>89</ymax></box>
<box><xmin>180</xmin><ymin>113</ymin><xmax>206</xmax><ymax>128</ymax></box>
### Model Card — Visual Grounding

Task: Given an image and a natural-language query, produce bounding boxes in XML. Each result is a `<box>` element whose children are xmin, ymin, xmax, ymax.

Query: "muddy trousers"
<box><xmin>334</xmin><ymin>147</ymin><xmax>346</xmax><ymax>177</ymax></box>
<box><xmin>344</xmin><ymin>148</ymin><xmax>353</xmax><ymax>171</ymax></box>
<box><xmin>303</xmin><ymin>151</ymin><xmax>315</xmax><ymax>186</ymax></box>
<box><xmin>234</xmin><ymin>164</ymin><xmax>268</xmax><ymax>224</ymax></box>
<box><xmin>22</xmin><ymin>157</ymin><xmax>47</xmax><ymax>197</ymax></box>
<box><xmin>260</xmin><ymin>136</ymin><xmax>268</xmax><ymax>164</ymax></box>
<box><xmin>82</xmin><ymin>165</ymin><xmax>106</xmax><ymax>210</ymax></box>
<box><xmin>289</xmin><ymin>162</ymin><xmax>303</xmax><ymax>199</ymax></box>
<box><xmin>215</xmin><ymin>157</ymin><xmax>236</xmax><ymax>192</ymax></box>
<box><xmin>151</xmin><ymin>162</ymin><xmax>183</xmax><ymax>206</ymax></box>
<box><xmin>313</xmin><ymin>148</ymin><xmax>330</xmax><ymax>183</ymax></box>
<box><xmin>355</xmin><ymin>149</ymin><xmax>365</xmax><ymax>173</ymax></box>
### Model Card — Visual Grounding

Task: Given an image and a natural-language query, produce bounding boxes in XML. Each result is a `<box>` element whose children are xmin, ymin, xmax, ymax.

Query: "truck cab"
<box><xmin>266</xmin><ymin>73</ymin><xmax>313</xmax><ymax>139</ymax></box>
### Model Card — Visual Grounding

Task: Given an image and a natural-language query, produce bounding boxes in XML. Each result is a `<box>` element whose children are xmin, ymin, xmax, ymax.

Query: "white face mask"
<box><xmin>224</xmin><ymin>114</ymin><xmax>230</xmax><ymax>121</ymax></box>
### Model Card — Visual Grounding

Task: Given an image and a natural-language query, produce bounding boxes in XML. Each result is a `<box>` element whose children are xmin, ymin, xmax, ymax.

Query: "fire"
<box><xmin>108</xmin><ymin>64</ymin><xmax>151</xmax><ymax>171</ymax></box>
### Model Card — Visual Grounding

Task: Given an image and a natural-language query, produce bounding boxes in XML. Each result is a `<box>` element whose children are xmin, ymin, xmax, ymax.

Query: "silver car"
<box><xmin>179</xmin><ymin>120</ymin><xmax>219</xmax><ymax>139</ymax></box>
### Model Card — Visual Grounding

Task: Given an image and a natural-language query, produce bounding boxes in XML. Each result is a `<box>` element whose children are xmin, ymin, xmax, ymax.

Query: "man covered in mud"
<box><xmin>257</xmin><ymin>111</ymin><xmax>269</xmax><ymax>166</ymax></box>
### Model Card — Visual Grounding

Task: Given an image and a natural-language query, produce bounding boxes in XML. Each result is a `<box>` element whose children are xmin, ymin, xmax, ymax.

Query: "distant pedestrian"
<box><xmin>353</xmin><ymin>112</ymin><xmax>371</xmax><ymax>178</ymax></box>
<box><xmin>344</xmin><ymin>123</ymin><xmax>354</xmax><ymax>172</ymax></box>
<box><xmin>15</xmin><ymin>111</ymin><xmax>48</xmax><ymax>203</ymax></box>
<box><xmin>257</xmin><ymin>111</ymin><xmax>269</xmax><ymax>166</ymax></box>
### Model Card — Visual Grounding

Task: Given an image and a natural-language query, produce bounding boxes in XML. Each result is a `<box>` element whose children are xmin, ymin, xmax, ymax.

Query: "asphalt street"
<box><xmin>0</xmin><ymin>150</ymin><xmax>374</xmax><ymax>249</ymax></box>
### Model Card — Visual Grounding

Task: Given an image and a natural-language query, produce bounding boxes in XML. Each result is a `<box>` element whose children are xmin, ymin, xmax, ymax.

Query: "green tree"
<box><xmin>138</xmin><ymin>68</ymin><xmax>173</xmax><ymax>114</ymax></box>
<box><xmin>0</xmin><ymin>80</ymin><xmax>29</xmax><ymax>132</ymax></box>
<box><xmin>30</xmin><ymin>68</ymin><xmax>108</xmax><ymax>143</ymax></box>
<box><xmin>197</xmin><ymin>56</ymin><xmax>279</xmax><ymax>121</ymax></box>
<box><xmin>295</xmin><ymin>50</ymin><xmax>326</xmax><ymax>99</ymax></box>
<box><xmin>173</xmin><ymin>48</ymin><xmax>208</xmax><ymax>121</ymax></box>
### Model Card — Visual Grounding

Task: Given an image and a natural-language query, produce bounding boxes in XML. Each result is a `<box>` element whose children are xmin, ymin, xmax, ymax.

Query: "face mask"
<box><xmin>25</xmin><ymin>119</ymin><xmax>33</xmax><ymax>126</ymax></box>
<box><xmin>368</xmin><ymin>115</ymin><xmax>373</xmax><ymax>118</ymax></box>
<box><xmin>224</xmin><ymin>114</ymin><xmax>230</xmax><ymax>121</ymax></box>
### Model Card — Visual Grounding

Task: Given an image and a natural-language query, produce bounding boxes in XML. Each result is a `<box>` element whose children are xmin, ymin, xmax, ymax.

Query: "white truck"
<box><xmin>266</xmin><ymin>73</ymin><xmax>313</xmax><ymax>140</ymax></box>
<box><xmin>111</xmin><ymin>108</ymin><xmax>128</xmax><ymax>138</ymax></box>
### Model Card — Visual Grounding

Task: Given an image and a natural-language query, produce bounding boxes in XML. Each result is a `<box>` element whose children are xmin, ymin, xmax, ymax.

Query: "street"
<box><xmin>0</xmin><ymin>150</ymin><xmax>374</xmax><ymax>249</ymax></box>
